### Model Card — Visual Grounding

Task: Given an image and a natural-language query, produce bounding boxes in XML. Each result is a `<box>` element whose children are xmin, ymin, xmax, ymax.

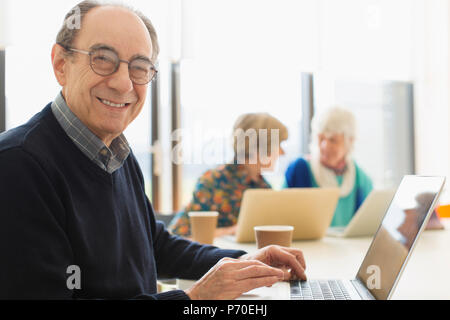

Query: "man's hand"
<box><xmin>185</xmin><ymin>245</ymin><xmax>307</xmax><ymax>300</ymax></box>
<box><xmin>238</xmin><ymin>245</ymin><xmax>307</xmax><ymax>281</ymax></box>
<box><xmin>185</xmin><ymin>257</ymin><xmax>284</xmax><ymax>300</ymax></box>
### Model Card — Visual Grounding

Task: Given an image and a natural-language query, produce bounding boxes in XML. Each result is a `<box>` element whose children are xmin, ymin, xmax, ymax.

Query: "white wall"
<box><xmin>0</xmin><ymin>1</ymin><xmax>8</xmax><ymax>49</ymax></box>
<box><xmin>312</xmin><ymin>0</ymin><xmax>450</xmax><ymax>203</ymax></box>
<box><xmin>316</xmin><ymin>0</ymin><xmax>415</xmax><ymax>81</ymax></box>
<box><xmin>413</xmin><ymin>0</ymin><xmax>450</xmax><ymax>203</ymax></box>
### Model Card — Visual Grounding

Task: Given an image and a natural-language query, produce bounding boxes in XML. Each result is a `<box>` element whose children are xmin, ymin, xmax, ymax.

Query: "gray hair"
<box><xmin>56</xmin><ymin>0</ymin><xmax>160</xmax><ymax>62</ymax></box>
<box><xmin>310</xmin><ymin>106</ymin><xmax>356</xmax><ymax>154</ymax></box>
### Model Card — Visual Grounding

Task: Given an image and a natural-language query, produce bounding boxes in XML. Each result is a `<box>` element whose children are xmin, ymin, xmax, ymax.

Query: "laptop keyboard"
<box><xmin>290</xmin><ymin>280</ymin><xmax>351</xmax><ymax>300</ymax></box>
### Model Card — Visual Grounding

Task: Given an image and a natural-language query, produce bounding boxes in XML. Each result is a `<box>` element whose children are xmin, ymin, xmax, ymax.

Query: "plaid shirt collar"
<box><xmin>51</xmin><ymin>92</ymin><xmax>130</xmax><ymax>174</ymax></box>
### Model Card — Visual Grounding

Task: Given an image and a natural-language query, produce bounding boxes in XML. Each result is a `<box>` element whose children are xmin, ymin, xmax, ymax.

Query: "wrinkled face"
<box><xmin>318</xmin><ymin>133</ymin><xmax>349</xmax><ymax>168</ymax></box>
<box><xmin>53</xmin><ymin>6</ymin><xmax>153</xmax><ymax>146</ymax></box>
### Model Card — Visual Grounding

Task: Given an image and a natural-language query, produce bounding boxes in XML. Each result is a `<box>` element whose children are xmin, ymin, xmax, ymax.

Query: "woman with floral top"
<box><xmin>168</xmin><ymin>113</ymin><xmax>288</xmax><ymax>238</ymax></box>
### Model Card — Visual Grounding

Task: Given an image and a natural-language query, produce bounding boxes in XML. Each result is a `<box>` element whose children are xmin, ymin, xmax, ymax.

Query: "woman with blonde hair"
<box><xmin>285</xmin><ymin>107</ymin><xmax>373</xmax><ymax>227</ymax></box>
<box><xmin>169</xmin><ymin>113</ymin><xmax>288</xmax><ymax>238</ymax></box>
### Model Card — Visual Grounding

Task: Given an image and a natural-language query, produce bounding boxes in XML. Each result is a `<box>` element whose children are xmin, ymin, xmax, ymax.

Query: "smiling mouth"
<box><xmin>97</xmin><ymin>97</ymin><xmax>131</xmax><ymax>108</ymax></box>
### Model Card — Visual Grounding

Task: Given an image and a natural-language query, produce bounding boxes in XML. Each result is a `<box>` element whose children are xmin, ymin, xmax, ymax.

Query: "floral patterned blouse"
<box><xmin>168</xmin><ymin>164</ymin><xmax>271</xmax><ymax>237</ymax></box>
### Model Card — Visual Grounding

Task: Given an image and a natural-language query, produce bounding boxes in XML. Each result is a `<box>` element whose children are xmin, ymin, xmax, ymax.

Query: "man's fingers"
<box><xmin>234</xmin><ymin>264</ymin><xmax>284</xmax><ymax>281</ymax></box>
<box><xmin>270</xmin><ymin>247</ymin><xmax>307</xmax><ymax>280</ymax></box>
<box><xmin>219</xmin><ymin>258</ymin><xmax>269</xmax><ymax>271</ymax></box>
<box><xmin>277</xmin><ymin>266</ymin><xmax>292</xmax><ymax>281</ymax></box>
<box><xmin>283</xmin><ymin>254</ymin><xmax>307</xmax><ymax>280</ymax></box>
<box><xmin>279</xmin><ymin>247</ymin><xmax>307</xmax><ymax>270</ymax></box>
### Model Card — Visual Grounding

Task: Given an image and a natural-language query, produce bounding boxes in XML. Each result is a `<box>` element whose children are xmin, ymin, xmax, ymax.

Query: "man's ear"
<box><xmin>51</xmin><ymin>44</ymin><xmax>68</xmax><ymax>86</ymax></box>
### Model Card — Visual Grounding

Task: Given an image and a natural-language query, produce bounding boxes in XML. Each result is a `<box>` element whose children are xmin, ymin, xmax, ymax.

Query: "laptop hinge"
<box><xmin>351</xmin><ymin>279</ymin><xmax>376</xmax><ymax>300</ymax></box>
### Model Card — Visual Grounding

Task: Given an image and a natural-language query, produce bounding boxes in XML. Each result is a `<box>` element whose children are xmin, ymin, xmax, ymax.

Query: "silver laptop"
<box><xmin>235</xmin><ymin>188</ymin><xmax>340</xmax><ymax>242</ymax></box>
<box><xmin>287</xmin><ymin>175</ymin><xmax>445</xmax><ymax>300</ymax></box>
<box><xmin>327</xmin><ymin>189</ymin><xmax>396</xmax><ymax>238</ymax></box>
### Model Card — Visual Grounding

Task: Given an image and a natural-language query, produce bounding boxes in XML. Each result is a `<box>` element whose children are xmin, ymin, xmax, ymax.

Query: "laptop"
<box><xmin>235</xmin><ymin>188</ymin><xmax>340</xmax><ymax>242</ymax></box>
<box><xmin>327</xmin><ymin>189</ymin><xmax>396</xmax><ymax>238</ymax></box>
<box><xmin>250</xmin><ymin>175</ymin><xmax>445</xmax><ymax>300</ymax></box>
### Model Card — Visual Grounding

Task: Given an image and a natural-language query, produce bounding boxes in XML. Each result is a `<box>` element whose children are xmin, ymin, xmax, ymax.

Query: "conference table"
<box><xmin>184</xmin><ymin>218</ymin><xmax>450</xmax><ymax>300</ymax></box>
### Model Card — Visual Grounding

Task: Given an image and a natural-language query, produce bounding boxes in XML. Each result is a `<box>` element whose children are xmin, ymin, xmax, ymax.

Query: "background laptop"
<box><xmin>327</xmin><ymin>189</ymin><xmax>396</xmax><ymax>238</ymax></box>
<box><xmin>235</xmin><ymin>188</ymin><xmax>340</xmax><ymax>242</ymax></box>
<box><xmin>248</xmin><ymin>176</ymin><xmax>445</xmax><ymax>300</ymax></box>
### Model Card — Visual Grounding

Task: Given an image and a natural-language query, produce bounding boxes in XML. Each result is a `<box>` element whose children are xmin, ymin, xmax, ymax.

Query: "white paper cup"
<box><xmin>254</xmin><ymin>225</ymin><xmax>294</xmax><ymax>249</ymax></box>
<box><xmin>188</xmin><ymin>211</ymin><xmax>219</xmax><ymax>245</ymax></box>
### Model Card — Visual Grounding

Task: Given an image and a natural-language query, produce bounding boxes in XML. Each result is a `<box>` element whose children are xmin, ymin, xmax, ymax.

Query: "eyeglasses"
<box><xmin>59</xmin><ymin>44</ymin><xmax>158</xmax><ymax>85</ymax></box>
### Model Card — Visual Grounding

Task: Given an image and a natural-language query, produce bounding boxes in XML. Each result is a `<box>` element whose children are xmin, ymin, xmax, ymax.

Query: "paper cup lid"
<box><xmin>188</xmin><ymin>211</ymin><xmax>219</xmax><ymax>217</ymax></box>
<box><xmin>254</xmin><ymin>225</ymin><xmax>294</xmax><ymax>231</ymax></box>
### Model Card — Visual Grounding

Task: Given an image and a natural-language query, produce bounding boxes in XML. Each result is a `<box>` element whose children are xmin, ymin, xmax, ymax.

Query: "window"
<box><xmin>177</xmin><ymin>0</ymin><xmax>319</xmax><ymax>210</ymax></box>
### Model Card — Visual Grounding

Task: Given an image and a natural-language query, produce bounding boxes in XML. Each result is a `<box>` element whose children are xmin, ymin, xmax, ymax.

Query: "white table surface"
<box><xmin>210</xmin><ymin>218</ymin><xmax>450</xmax><ymax>300</ymax></box>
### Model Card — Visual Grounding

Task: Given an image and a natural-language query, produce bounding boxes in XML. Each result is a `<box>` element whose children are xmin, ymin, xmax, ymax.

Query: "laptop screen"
<box><xmin>356</xmin><ymin>176</ymin><xmax>445</xmax><ymax>300</ymax></box>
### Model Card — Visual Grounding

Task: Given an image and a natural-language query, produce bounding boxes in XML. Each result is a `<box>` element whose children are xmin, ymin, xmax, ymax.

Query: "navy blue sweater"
<box><xmin>0</xmin><ymin>104</ymin><xmax>246</xmax><ymax>299</ymax></box>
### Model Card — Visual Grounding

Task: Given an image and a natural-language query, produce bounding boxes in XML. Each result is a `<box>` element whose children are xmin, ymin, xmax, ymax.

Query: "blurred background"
<box><xmin>0</xmin><ymin>0</ymin><xmax>449</xmax><ymax>214</ymax></box>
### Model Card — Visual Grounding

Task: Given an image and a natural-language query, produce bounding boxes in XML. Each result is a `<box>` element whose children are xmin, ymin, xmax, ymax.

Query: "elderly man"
<box><xmin>0</xmin><ymin>1</ymin><xmax>306</xmax><ymax>300</ymax></box>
